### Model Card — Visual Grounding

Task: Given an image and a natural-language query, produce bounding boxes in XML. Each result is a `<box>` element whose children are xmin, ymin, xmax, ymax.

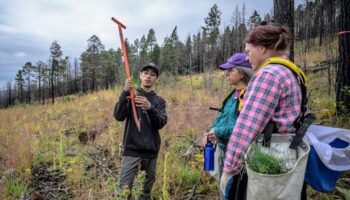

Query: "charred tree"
<box><xmin>336</xmin><ymin>0</ymin><xmax>350</xmax><ymax>113</ymax></box>
<box><xmin>274</xmin><ymin>0</ymin><xmax>295</xmax><ymax>61</ymax></box>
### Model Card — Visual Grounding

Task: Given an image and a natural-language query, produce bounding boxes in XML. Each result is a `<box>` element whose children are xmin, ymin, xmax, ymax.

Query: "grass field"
<box><xmin>0</xmin><ymin>64</ymin><xmax>349</xmax><ymax>199</ymax></box>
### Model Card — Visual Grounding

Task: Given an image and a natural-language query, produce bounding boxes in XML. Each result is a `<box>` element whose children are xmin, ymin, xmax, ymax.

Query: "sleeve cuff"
<box><xmin>119</xmin><ymin>90</ymin><xmax>130</xmax><ymax>99</ymax></box>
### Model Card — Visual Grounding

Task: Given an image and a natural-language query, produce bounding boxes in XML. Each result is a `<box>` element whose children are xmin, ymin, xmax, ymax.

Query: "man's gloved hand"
<box><xmin>220</xmin><ymin>171</ymin><xmax>235</xmax><ymax>198</ymax></box>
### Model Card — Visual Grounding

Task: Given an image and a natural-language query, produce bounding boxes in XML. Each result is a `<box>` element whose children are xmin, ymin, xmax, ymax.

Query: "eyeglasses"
<box><xmin>244</xmin><ymin>49</ymin><xmax>251</xmax><ymax>56</ymax></box>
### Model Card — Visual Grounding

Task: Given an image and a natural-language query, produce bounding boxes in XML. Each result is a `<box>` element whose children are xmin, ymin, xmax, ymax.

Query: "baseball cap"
<box><xmin>219</xmin><ymin>53</ymin><xmax>252</xmax><ymax>69</ymax></box>
<box><xmin>141</xmin><ymin>63</ymin><xmax>160</xmax><ymax>76</ymax></box>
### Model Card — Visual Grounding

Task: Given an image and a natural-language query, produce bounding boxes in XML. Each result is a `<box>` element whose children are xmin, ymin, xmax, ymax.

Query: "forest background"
<box><xmin>0</xmin><ymin>0</ymin><xmax>349</xmax><ymax>199</ymax></box>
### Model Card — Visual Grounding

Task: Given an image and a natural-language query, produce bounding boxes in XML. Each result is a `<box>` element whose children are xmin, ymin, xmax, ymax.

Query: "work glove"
<box><xmin>220</xmin><ymin>171</ymin><xmax>235</xmax><ymax>199</ymax></box>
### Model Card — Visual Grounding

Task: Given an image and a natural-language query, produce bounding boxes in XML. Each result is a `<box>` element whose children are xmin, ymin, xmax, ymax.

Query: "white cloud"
<box><xmin>14</xmin><ymin>51</ymin><xmax>26</xmax><ymax>58</ymax></box>
<box><xmin>0</xmin><ymin>24</ymin><xmax>16</xmax><ymax>33</ymax></box>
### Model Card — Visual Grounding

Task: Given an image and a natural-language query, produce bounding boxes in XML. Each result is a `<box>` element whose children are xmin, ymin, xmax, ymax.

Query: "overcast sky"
<box><xmin>0</xmin><ymin>0</ymin><xmax>304</xmax><ymax>88</ymax></box>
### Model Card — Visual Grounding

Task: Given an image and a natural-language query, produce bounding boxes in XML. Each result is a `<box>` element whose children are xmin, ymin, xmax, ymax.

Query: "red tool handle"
<box><xmin>111</xmin><ymin>17</ymin><xmax>126</xmax><ymax>29</ymax></box>
<box><xmin>112</xmin><ymin>17</ymin><xmax>141</xmax><ymax>131</ymax></box>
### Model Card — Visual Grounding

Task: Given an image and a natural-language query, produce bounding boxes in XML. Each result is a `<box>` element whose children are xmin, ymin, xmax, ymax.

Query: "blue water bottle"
<box><xmin>204</xmin><ymin>140</ymin><xmax>214</xmax><ymax>171</ymax></box>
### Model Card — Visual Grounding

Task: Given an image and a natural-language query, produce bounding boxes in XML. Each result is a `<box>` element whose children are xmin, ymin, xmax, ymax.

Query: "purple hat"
<box><xmin>219</xmin><ymin>53</ymin><xmax>251</xmax><ymax>69</ymax></box>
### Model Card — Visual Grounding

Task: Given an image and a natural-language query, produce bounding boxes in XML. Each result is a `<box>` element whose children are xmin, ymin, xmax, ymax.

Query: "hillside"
<box><xmin>0</xmin><ymin>68</ymin><xmax>349</xmax><ymax>199</ymax></box>
<box><xmin>0</xmin><ymin>72</ymin><xmax>227</xmax><ymax>199</ymax></box>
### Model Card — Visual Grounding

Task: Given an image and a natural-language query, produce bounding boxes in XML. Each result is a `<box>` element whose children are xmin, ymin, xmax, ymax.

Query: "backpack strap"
<box><xmin>258</xmin><ymin>57</ymin><xmax>308</xmax><ymax>85</ymax></box>
<box><xmin>210</xmin><ymin>88</ymin><xmax>247</xmax><ymax>115</ymax></box>
<box><xmin>235</xmin><ymin>88</ymin><xmax>247</xmax><ymax>115</ymax></box>
<box><xmin>261</xmin><ymin>121</ymin><xmax>277</xmax><ymax>147</ymax></box>
<box><xmin>209</xmin><ymin>89</ymin><xmax>236</xmax><ymax>113</ymax></box>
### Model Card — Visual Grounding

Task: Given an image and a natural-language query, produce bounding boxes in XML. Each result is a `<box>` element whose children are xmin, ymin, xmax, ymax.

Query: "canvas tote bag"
<box><xmin>245</xmin><ymin>134</ymin><xmax>310</xmax><ymax>200</ymax></box>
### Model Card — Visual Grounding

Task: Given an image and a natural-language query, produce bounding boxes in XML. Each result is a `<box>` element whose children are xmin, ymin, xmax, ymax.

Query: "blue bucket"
<box><xmin>304</xmin><ymin>138</ymin><xmax>349</xmax><ymax>192</ymax></box>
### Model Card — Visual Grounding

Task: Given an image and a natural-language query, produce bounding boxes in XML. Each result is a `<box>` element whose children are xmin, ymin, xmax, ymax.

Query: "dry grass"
<box><xmin>0</xmin><ymin>73</ymin><xmax>227</xmax><ymax>199</ymax></box>
<box><xmin>0</xmin><ymin>60</ymin><xmax>349</xmax><ymax>199</ymax></box>
<box><xmin>294</xmin><ymin>36</ymin><xmax>338</xmax><ymax>67</ymax></box>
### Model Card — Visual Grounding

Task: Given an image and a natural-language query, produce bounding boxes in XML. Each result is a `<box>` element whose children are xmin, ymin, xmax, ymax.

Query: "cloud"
<box><xmin>14</xmin><ymin>51</ymin><xmax>26</xmax><ymax>58</ymax></box>
<box><xmin>0</xmin><ymin>30</ymin><xmax>48</xmax><ymax>88</ymax></box>
<box><xmin>0</xmin><ymin>24</ymin><xmax>16</xmax><ymax>33</ymax></box>
<box><xmin>0</xmin><ymin>0</ymin><xmax>279</xmax><ymax>88</ymax></box>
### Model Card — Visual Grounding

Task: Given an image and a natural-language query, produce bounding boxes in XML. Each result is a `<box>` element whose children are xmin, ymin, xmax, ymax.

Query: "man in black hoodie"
<box><xmin>114</xmin><ymin>63</ymin><xmax>167</xmax><ymax>200</ymax></box>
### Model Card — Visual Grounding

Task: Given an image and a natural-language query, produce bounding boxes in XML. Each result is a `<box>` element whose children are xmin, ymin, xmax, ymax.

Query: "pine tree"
<box><xmin>203</xmin><ymin>4</ymin><xmax>221</xmax><ymax>47</ymax></box>
<box><xmin>184</xmin><ymin>36</ymin><xmax>193</xmax><ymax>74</ymax></box>
<box><xmin>140</xmin><ymin>35</ymin><xmax>149</xmax><ymax>67</ymax></box>
<box><xmin>33</xmin><ymin>61</ymin><xmax>48</xmax><ymax>104</ymax></box>
<box><xmin>80</xmin><ymin>35</ymin><xmax>105</xmax><ymax>92</ymax></box>
<box><xmin>15</xmin><ymin>70</ymin><xmax>25</xmax><ymax>103</ymax></box>
<box><xmin>160</xmin><ymin>26</ymin><xmax>181</xmax><ymax>75</ymax></box>
<box><xmin>150</xmin><ymin>44</ymin><xmax>160</xmax><ymax>65</ymax></box>
<box><xmin>49</xmin><ymin>41</ymin><xmax>63</xmax><ymax>104</ymax></box>
<box><xmin>203</xmin><ymin>3</ymin><xmax>221</xmax><ymax>69</ymax></box>
<box><xmin>147</xmin><ymin>28</ymin><xmax>157</xmax><ymax>52</ymax></box>
<box><xmin>22</xmin><ymin>62</ymin><xmax>33</xmax><ymax>104</ymax></box>
<box><xmin>100</xmin><ymin>49</ymin><xmax>118</xmax><ymax>89</ymax></box>
<box><xmin>248</xmin><ymin>10</ymin><xmax>262</xmax><ymax>30</ymax></box>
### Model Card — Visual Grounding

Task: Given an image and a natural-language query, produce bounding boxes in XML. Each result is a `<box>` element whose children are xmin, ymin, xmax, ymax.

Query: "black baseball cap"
<box><xmin>141</xmin><ymin>63</ymin><xmax>160</xmax><ymax>76</ymax></box>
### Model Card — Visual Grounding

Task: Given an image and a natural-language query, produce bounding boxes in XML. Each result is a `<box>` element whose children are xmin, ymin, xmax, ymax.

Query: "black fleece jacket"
<box><xmin>114</xmin><ymin>88</ymin><xmax>167</xmax><ymax>158</ymax></box>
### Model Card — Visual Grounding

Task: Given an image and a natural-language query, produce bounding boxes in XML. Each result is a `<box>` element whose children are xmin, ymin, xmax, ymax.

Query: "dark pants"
<box><xmin>227</xmin><ymin>172</ymin><xmax>248</xmax><ymax>200</ymax></box>
<box><xmin>217</xmin><ymin>146</ymin><xmax>247</xmax><ymax>200</ymax></box>
<box><xmin>118</xmin><ymin>156</ymin><xmax>157</xmax><ymax>200</ymax></box>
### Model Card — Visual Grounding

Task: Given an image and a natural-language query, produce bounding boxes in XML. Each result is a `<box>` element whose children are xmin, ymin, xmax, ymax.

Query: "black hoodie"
<box><xmin>114</xmin><ymin>88</ymin><xmax>167</xmax><ymax>158</ymax></box>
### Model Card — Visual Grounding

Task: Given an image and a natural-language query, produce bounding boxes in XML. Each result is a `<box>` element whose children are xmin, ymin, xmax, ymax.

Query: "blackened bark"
<box><xmin>274</xmin><ymin>0</ymin><xmax>295</xmax><ymax>61</ymax></box>
<box><xmin>336</xmin><ymin>0</ymin><xmax>350</xmax><ymax>113</ymax></box>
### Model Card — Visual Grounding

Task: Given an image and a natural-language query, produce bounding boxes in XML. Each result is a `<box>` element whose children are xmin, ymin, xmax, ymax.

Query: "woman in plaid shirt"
<box><xmin>221</xmin><ymin>24</ymin><xmax>303</xmax><ymax>199</ymax></box>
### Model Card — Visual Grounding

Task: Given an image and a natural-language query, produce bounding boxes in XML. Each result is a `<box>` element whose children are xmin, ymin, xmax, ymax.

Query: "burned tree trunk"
<box><xmin>274</xmin><ymin>0</ymin><xmax>295</xmax><ymax>61</ymax></box>
<box><xmin>336</xmin><ymin>0</ymin><xmax>350</xmax><ymax>114</ymax></box>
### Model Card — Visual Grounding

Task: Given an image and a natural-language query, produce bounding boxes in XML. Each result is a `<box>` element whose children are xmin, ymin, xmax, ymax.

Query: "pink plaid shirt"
<box><xmin>224</xmin><ymin>64</ymin><xmax>302</xmax><ymax>174</ymax></box>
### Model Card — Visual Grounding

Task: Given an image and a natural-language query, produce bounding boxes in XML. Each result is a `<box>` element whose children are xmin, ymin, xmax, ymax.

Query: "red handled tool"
<box><xmin>111</xmin><ymin>17</ymin><xmax>141</xmax><ymax>131</ymax></box>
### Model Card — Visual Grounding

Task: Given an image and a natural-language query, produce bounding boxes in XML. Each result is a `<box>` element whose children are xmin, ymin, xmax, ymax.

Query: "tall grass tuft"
<box><xmin>162</xmin><ymin>152</ymin><xmax>170</xmax><ymax>200</ymax></box>
<box><xmin>132</xmin><ymin>170</ymin><xmax>146</xmax><ymax>199</ymax></box>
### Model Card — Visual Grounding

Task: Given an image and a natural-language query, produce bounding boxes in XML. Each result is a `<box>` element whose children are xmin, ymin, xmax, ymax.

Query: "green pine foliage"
<box><xmin>246</xmin><ymin>145</ymin><xmax>288</xmax><ymax>175</ymax></box>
